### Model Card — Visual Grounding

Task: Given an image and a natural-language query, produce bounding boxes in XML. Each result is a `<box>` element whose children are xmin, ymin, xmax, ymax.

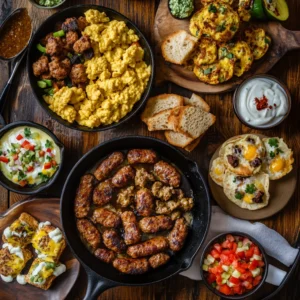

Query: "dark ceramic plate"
<box><xmin>27</xmin><ymin>5</ymin><xmax>154</xmax><ymax>132</ymax></box>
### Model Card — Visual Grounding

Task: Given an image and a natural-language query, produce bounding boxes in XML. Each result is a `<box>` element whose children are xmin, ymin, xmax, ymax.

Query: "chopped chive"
<box><xmin>37</xmin><ymin>81</ymin><xmax>47</xmax><ymax>89</ymax></box>
<box><xmin>53</xmin><ymin>30</ymin><xmax>65</xmax><ymax>37</ymax></box>
<box><xmin>43</xmin><ymin>79</ymin><xmax>52</xmax><ymax>87</ymax></box>
<box><xmin>37</xmin><ymin>43</ymin><xmax>46</xmax><ymax>53</ymax></box>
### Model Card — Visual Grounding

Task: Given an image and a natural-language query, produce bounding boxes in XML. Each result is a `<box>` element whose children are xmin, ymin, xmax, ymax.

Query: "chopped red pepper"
<box><xmin>16</xmin><ymin>134</ymin><xmax>23</xmax><ymax>141</ymax></box>
<box><xmin>51</xmin><ymin>160</ymin><xmax>57</xmax><ymax>167</ymax></box>
<box><xmin>19</xmin><ymin>180</ymin><xmax>28</xmax><ymax>187</ymax></box>
<box><xmin>44</xmin><ymin>162</ymin><xmax>52</xmax><ymax>169</ymax></box>
<box><xmin>46</xmin><ymin>148</ymin><xmax>52</xmax><ymax>153</ymax></box>
<box><xmin>27</xmin><ymin>166</ymin><xmax>34</xmax><ymax>172</ymax></box>
<box><xmin>39</xmin><ymin>150</ymin><xmax>45</xmax><ymax>157</ymax></box>
<box><xmin>0</xmin><ymin>156</ymin><xmax>9</xmax><ymax>163</ymax></box>
<box><xmin>13</xmin><ymin>154</ymin><xmax>19</xmax><ymax>161</ymax></box>
<box><xmin>255</xmin><ymin>95</ymin><xmax>269</xmax><ymax>111</ymax></box>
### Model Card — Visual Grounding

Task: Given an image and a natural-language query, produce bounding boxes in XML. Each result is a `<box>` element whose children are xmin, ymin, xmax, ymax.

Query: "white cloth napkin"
<box><xmin>180</xmin><ymin>206</ymin><xmax>299</xmax><ymax>285</ymax></box>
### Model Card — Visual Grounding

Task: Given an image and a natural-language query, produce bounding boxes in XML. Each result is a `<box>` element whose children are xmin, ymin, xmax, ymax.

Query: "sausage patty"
<box><xmin>91</xmin><ymin>208</ymin><xmax>121</xmax><ymax>228</ymax></box>
<box><xmin>127</xmin><ymin>149</ymin><xmax>158</xmax><ymax>164</ymax></box>
<box><xmin>94</xmin><ymin>152</ymin><xmax>124</xmax><ymax>181</ymax></box>
<box><xmin>139</xmin><ymin>216</ymin><xmax>173</xmax><ymax>233</ymax></box>
<box><xmin>127</xmin><ymin>236</ymin><xmax>169</xmax><ymax>258</ymax></box>
<box><xmin>113</xmin><ymin>258</ymin><xmax>149</xmax><ymax>275</ymax></box>
<box><xmin>76</xmin><ymin>219</ymin><xmax>101</xmax><ymax>251</ymax></box>
<box><xmin>135</xmin><ymin>188</ymin><xmax>154</xmax><ymax>217</ymax></box>
<box><xmin>74</xmin><ymin>174</ymin><xmax>95</xmax><ymax>218</ymax></box>
<box><xmin>149</xmin><ymin>253</ymin><xmax>170</xmax><ymax>269</ymax></box>
<box><xmin>121</xmin><ymin>211</ymin><xmax>141</xmax><ymax>245</ymax></box>
<box><xmin>93</xmin><ymin>179</ymin><xmax>114</xmax><ymax>206</ymax></box>
<box><xmin>94</xmin><ymin>248</ymin><xmax>115</xmax><ymax>264</ymax></box>
<box><xmin>154</xmin><ymin>161</ymin><xmax>181</xmax><ymax>187</ymax></box>
<box><xmin>111</xmin><ymin>166</ymin><xmax>135</xmax><ymax>188</ymax></box>
<box><xmin>168</xmin><ymin>218</ymin><xmax>189</xmax><ymax>252</ymax></box>
<box><xmin>102</xmin><ymin>229</ymin><xmax>127</xmax><ymax>253</ymax></box>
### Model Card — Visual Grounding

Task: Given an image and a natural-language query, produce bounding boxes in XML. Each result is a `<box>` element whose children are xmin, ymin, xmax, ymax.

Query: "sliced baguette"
<box><xmin>161</xmin><ymin>30</ymin><xmax>198</xmax><ymax>65</ymax></box>
<box><xmin>184</xmin><ymin>135</ymin><xmax>203</xmax><ymax>152</ymax></box>
<box><xmin>147</xmin><ymin>109</ymin><xmax>174</xmax><ymax>131</ymax></box>
<box><xmin>141</xmin><ymin>94</ymin><xmax>184</xmax><ymax>123</ymax></box>
<box><xmin>184</xmin><ymin>94</ymin><xmax>210</xmax><ymax>112</ymax></box>
<box><xmin>177</xmin><ymin>106</ymin><xmax>216</xmax><ymax>139</ymax></box>
<box><xmin>165</xmin><ymin>131</ymin><xmax>194</xmax><ymax>148</ymax></box>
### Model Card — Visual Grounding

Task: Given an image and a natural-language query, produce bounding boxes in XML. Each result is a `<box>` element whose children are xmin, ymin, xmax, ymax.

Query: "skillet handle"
<box><xmin>83</xmin><ymin>267</ymin><xmax>117</xmax><ymax>300</ymax></box>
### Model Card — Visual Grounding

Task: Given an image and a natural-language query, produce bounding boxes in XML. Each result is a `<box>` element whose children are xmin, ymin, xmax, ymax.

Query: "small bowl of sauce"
<box><xmin>0</xmin><ymin>8</ymin><xmax>32</xmax><ymax>60</ymax></box>
<box><xmin>233</xmin><ymin>75</ymin><xmax>291</xmax><ymax>130</ymax></box>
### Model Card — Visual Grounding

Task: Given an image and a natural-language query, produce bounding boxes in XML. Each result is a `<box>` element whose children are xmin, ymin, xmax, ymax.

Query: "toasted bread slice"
<box><xmin>177</xmin><ymin>106</ymin><xmax>216</xmax><ymax>139</ymax></box>
<box><xmin>161</xmin><ymin>30</ymin><xmax>198</xmax><ymax>65</ymax></box>
<box><xmin>167</xmin><ymin>106</ymin><xmax>185</xmax><ymax>131</ymax></box>
<box><xmin>147</xmin><ymin>109</ymin><xmax>174</xmax><ymax>131</ymax></box>
<box><xmin>141</xmin><ymin>94</ymin><xmax>184</xmax><ymax>123</ymax></box>
<box><xmin>165</xmin><ymin>131</ymin><xmax>194</xmax><ymax>148</ymax></box>
<box><xmin>184</xmin><ymin>135</ymin><xmax>203</xmax><ymax>152</ymax></box>
<box><xmin>183</xmin><ymin>94</ymin><xmax>210</xmax><ymax>112</ymax></box>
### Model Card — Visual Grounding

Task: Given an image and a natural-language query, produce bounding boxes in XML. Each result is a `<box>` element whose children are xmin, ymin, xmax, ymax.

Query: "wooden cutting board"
<box><xmin>154</xmin><ymin>0</ymin><xmax>300</xmax><ymax>93</ymax></box>
<box><xmin>0</xmin><ymin>198</ymin><xmax>80</xmax><ymax>300</ymax></box>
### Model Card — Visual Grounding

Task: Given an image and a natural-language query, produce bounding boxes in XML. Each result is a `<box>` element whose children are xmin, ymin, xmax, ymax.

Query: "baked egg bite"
<box><xmin>210</xmin><ymin>157</ymin><xmax>226</xmax><ymax>186</ymax></box>
<box><xmin>193</xmin><ymin>38</ymin><xmax>218</xmax><ymax>66</ymax></box>
<box><xmin>32</xmin><ymin>223</ymin><xmax>66</xmax><ymax>261</ymax></box>
<box><xmin>2</xmin><ymin>212</ymin><xmax>38</xmax><ymax>247</ymax></box>
<box><xmin>262</xmin><ymin>137</ymin><xmax>294</xmax><ymax>180</ymax></box>
<box><xmin>238</xmin><ymin>0</ymin><xmax>252</xmax><ymax>22</ymax></box>
<box><xmin>223</xmin><ymin>134</ymin><xmax>266</xmax><ymax>176</ymax></box>
<box><xmin>223</xmin><ymin>170</ymin><xmax>270</xmax><ymax>210</ymax></box>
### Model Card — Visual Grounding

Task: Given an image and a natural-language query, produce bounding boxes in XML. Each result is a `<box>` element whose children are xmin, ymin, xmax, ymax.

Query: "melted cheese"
<box><xmin>243</xmin><ymin>194</ymin><xmax>253</xmax><ymax>204</ymax></box>
<box><xmin>270</xmin><ymin>158</ymin><xmax>285</xmax><ymax>173</ymax></box>
<box><xmin>244</xmin><ymin>145</ymin><xmax>257</xmax><ymax>161</ymax></box>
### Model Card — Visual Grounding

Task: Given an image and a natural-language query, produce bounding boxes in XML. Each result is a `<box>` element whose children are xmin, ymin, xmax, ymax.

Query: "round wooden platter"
<box><xmin>208</xmin><ymin>135</ymin><xmax>297</xmax><ymax>220</ymax></box>
<box><xmin>0</xmin><ymin>198</ymin><xmax>80</xmax><ymax>300</ymax></box>
<box><xmin>154</xmin><ymin>0</ymin><xmax>300</xmax><ymax>93</ymax></box>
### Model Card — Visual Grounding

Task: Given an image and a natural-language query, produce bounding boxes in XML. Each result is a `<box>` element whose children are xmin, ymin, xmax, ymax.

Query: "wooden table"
<box><xmin>0</xmin><ymin>0</ymin><xmax>299</xmax><ymax>299</ymax></box>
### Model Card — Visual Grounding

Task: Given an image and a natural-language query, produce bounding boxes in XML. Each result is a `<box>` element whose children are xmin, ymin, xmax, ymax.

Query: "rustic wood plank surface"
<box><xmin>0</xmin><ymin>0</ymin><xmax>299</xmax><ymax>299</ymax></box>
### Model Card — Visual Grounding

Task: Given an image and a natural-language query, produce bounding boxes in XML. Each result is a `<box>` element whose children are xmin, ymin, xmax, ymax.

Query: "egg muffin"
<box><xmin>193</xmin><ymin>38</ymin><xmax>218</xmax><ymax>66</ymax></box>
<box><xmin>244</xmin><ymin>27</ymin><xmax>271</xmax><ymax>60</ymax></box>
<box><xmin>238</xmin><ymin>0</ymin><xmax>252</xmax><ymax>22</ymax></box>
<box><xmin>32</xmin><ymin>224</ymin><xmax>66</xmax><ymax>261</ymax></box>
<box><xmin>0</xmin><ymin>244</ymin><xmax>32</xmax><ymax>278</ymax></box>
<box><xmin>190</xmin><ymin>3</ymin><xmax>239</xmax><ymax>42</ymax></box>
<box><xmin>262</xmin><ymin>137</ymin><xmax>294</xmax><ymax>180</ymax></box>
<box><xmin>223</xmin><ymin>170</ymin><xmax>270</xmax><ymax>210</ymax></box>
<box><xmin>223</xmin><ymin>134</ymin><xmax>266</xmax><ymax>176</ymax></box>
<box><xmin>210</xmin><ymin>157</ymin><xmax>226</xmax><ymax>187</ymax></box>
<box><xmin>25</xmin><ymin>257</ymin><xmax>66</xmax><ymax>290</ymax></box>
<box><xmin>2</xmin><ymin>212</ymin><xmax>38</xmax><ymax>247</ymax></box>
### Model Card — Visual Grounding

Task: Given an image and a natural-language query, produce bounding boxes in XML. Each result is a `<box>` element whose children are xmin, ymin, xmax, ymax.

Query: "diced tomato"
<box><xmin>232</xmin><ymin>242</ymin><xmax>237</xmax><ymax>252</ymax></box>
<box><xmin>232</xmin><ymin>284</ymin><xmax>243</xmax><ymax>295</ymax></box>
<box><xmin>229</xmin><ymin>276</ymin><xmax>240</xmax><ymax>285</ymax></box>
<box><xmin>249</xmin><ymin>260</ymin><xmax>259</xmax><ymax>270</ymax></box>
<box><xmin>247</xmin><ymin>276</ymin><xmax>253</xmax><ymax>284</ymax></box>
<box><xmin>231</xmin><ymin>260</ymin><xmax>239</xmax><ymax>268</ymax></box>
<box><xmin>39</xmin><ymin>150</ymin><xmax>45</xmax><ymax>157</ymax></box>
<box><xmin>237</xmin><ymin>251</ymin><xmax>245</xmax><ymax>259</ymax></box>
<box><xmin>22</xmin><ymin>140</ymin><xmax>35</xmax><ymax>151</ymax></box>
<box><xmin>0</xmin><ymin>156</ymin><xmax>9</xmax><ymax>163</ymax></box>
<box><xmin>16</xmin><ymin>134</ymin><xmax>23</xmax><ymax>140</ymax></box>
<box><xmin>229</xmin><ymin>253</ymin><xmax>236</xmax><ymax>262</ymax></box>
<box><xmin>44</xmin><ymin>162</ymin><xmax>52</xmax><ymax>169</ymax></box>
<box><xmin>236</xmin><ymin>267</ymin><xmax>246</xmax><ymax>274</ymax></box>
<box><xmin>13</xmin><ymin>154</ymin><xmax>19</xmax><ymax>161</ymax></box>
<box><xmin>226</xmin><ymin>234</ymin><xmax>235</xmax><ymax>242</ymax></box>
<box><xmin>213</xmin><ymin>243</ymin><xmax>222</xmax><ymax>253</ymax></box>
<box><xmin>209</xmin><ymin>265</ymin><xmax>223</xmax><ymax>275</ymax></box>
<box><xmin>46</xmin><ymin>148</ymin><xmax>52</xmax><ymax>153</ymax></box>
<box><xmin>222</xmin><ymin>240</ymin><xmax>233</xmax><ymax>249</ymax></box>
<box><xmin>257</xmin><ymin>260</ymin><xmax>265</xmax><ymax>267</ymax></box>
<box><xmin>27</xmin><ymin>166</ymin><xmax>34</xmax><ymax>172</ymax></box>
<box><xmin>19</xmin><ymin>180</ymin><xmax>28</xmax><ymax>187</ymax></box>
<box><xmin>215</xmin><ymin>274</ymin><xmax>223</xmax><ymax>285</ymax></box>
<box><xmin>245</xmin><ymin>247</ymin><xmax>254</xmax><ymax>258</ymax></box>
<box><xmin>210</xmin><ymin>249</ymin><xmax>220</xmax><ymax>259</ymax></box>
<box><xmin>206</xmin><ymin>273</ymin><xmax>216</xmax><ymax>284</ymax></box>
<box><xmin>219</xmin><ymin>284</ymin><xmax>232</xmax><ymax>295</ymax></box>
<box><xmin>21</xmin><ymin>140</ymin><xmax>30</xmax><ymax>147</ymax></box>
<box><xmin>220</xmin><ymin>254</ymin><xmax>231</xmax><ymax>265</ymax></box>
<box><xmin>253</xmin><ymin>246</ymin><xmax>261</xmax><ymax>255</ymax></box>
<box><xmin>253</xmin><ymin>275</ymin><xmax>262</xmax><ymax>287</ymax></box>
<box><xmin>51</xmin><ymin>160</ymin><xmax>57</xmax><ymax>167</ymax></box>
<box><xmin>240</xmin><ymin>262</ymin><xmax>249</xmax><ymax>269</ymax></box>
<box><xmin>242</xmin><ymin>281</ymin><xmax>253</xmax><ymax>290</ymax></box>
<box><xmin>222</xmin><ymin>249</ymin><xmax>234</xmax><ymax>255</ymax></box>
<box><xmin>240</xmin><ymin>271</ymin><xmax>252</xmax><ymax>281</ymax></box>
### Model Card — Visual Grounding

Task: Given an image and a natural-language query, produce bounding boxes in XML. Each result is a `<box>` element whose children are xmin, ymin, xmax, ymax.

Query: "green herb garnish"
<box><xmin>245</xmin><ymin>184</ymin><xmax>257</xmax><ymax>194</ymax></box>
<box><xmin>235</xmin><ymin>192</ymin><xmax>243</xmax><ymax>200</ymax></box>
<box><xmin>45</xmin><ymin>262</ymin><xmax>56</xmax><ymax>270</ymax></box>
<box><xmin>18</xmin><ymin>170</ymin><xmax>27</xmax><ymax>181</ymax></box>
<box><xmin>203</xmin><ymin>68</ymin><xmax>212</xmax><ymax>75</ymax></box>
<box><xmin>38</xmin><ymin>173</ymin><xmax>50</xmax><ymax>183</ymax></box>
<box><xmin>208</xmin><ymin>4</ymin><xmax>217</xmax><ymax>13</ymax></box>
<box><xmin>269</xmin><ymin>151</ymin><xmax>275</xmax><ymax>158</ymax></box>
<box><xmin>24</xmin><ymin>127</ymin><xmax>31</xmax><ymax>138</ymax></box>
<box><xmin>45</xmin><ymin>140</ymin><xmax>52</xmax><ymax>148</ymax></box>
<box><xmin>216</xmin><ymin>22</ymin><xmax>226</xmax><ymax>32</ymax></box>
<box><xmin>268</xmin><ymin>138</ymin><xmax>278</xmax><ymax>148</ymax></box>
<box><xmin>219</xmin><ymin>6</ymin><xmax>226</xmax><ymax>14</ymax></box>
<box><xmin>230</xmin><ymin>25</ymin><xmax>237</xmax><ymax>31</ymax></box>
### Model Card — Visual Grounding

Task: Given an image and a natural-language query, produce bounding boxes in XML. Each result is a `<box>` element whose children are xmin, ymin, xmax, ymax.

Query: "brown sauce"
<box><xmin>0</xmin><ymin>9</ymin><xmax>32</xmax><ymax>59</ymax></box>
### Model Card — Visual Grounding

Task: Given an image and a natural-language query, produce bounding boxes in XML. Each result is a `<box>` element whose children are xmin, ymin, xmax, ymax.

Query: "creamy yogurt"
<box><xmin>235</xmin><ymin>77</ymin><xmax>289</xmax><ymax>128</ymax></box>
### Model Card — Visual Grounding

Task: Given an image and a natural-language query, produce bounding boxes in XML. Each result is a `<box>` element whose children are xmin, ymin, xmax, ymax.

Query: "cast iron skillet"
<box><xmin>61</xmin><ymin>136</ymin><xmax>211</xmax><ymax>299</ymax></box>
<box><xmin>27</xmin><ymin>5</ymin><xmax>155</xmax><ymax>132</ymax></box>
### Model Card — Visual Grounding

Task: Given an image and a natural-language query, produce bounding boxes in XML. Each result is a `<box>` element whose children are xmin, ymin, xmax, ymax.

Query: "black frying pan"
<box><xmin>61</xmin><ymin>136</ymin><xmax>211</xmax><ymax>299</ymax></box>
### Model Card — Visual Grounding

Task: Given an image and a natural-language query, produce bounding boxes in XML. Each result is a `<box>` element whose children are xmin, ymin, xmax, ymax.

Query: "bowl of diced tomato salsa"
<box><xmin>200</xmin><ymin>232</ymin><xmax>267</xmax><ymax>298</ymax></box>
<box><xmin>0</xmin><ymin>121</ymin><xmax>64</xmax><ymax>194</ymax></box>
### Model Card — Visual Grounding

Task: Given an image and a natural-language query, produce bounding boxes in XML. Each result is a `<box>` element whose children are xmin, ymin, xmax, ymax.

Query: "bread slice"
<box><xmin>141</xmin><ymin>94</ymin><xmax>184</xmax><ymax>123</ymax></box>
<box><xmin>184</xmin><ymin>135</ymin><xmax>203</xmax><ymax>152</ymax></box>
<box><xmin>167</xmin><ymin>106</ymin><xmax>185</xmax><ymax>131</ymax></box>
<box><xmin>165</xmin><ymin>131</ymin><xmax>194</xmax><ymax>148</ymax></box>
<box><xmin>147</xmin><ymin>109</ymin><xmax>175</xmax><ymax>131</ymax></box>
<box><xmin>184</xmin><ymin>94</ymin><xmax>210</xmax><ymax>112</ymax></box>
<box><xmin>177</xmin><ymin>106</ymin><xmax>216</xmax><ymax>139</ymax></box>
<box><xmin>161</xmin><ymin>30</ymin><xmax>198</xmax><ymax>65</ymax></box>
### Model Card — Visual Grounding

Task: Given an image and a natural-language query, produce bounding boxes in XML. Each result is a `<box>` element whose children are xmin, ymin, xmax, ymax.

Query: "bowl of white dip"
<box><xmin>233</xmin><ymin>75</ymin><xmax>291</xmax><ymax>130</ymax></box>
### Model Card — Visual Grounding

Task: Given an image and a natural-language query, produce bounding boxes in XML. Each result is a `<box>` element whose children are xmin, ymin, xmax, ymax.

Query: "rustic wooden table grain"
<box><xmin>0</xmin><ymin>0</ymin><xmax>299</xmax><ymax>299</ymax></box>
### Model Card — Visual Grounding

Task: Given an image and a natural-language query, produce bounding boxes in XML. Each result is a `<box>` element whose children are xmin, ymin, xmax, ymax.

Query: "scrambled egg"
<box><xmin>46</xmin><ymin>9</ymin><xmax>151</xmax><ymax>128</ymax></box>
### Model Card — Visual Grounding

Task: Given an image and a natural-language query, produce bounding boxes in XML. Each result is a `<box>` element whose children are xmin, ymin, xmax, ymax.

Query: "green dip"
<box><xmin>169</xmin><ymin>0</ymin><xmax>194</xmax><ymax>18</ymax></box>
<box><xmin>37</xmin><ymin>0</ymin><xmax>62</xmax><ymax>7</ymax></box>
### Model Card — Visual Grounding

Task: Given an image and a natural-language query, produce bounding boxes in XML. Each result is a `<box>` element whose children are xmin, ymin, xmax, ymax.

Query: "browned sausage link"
<box><xmin>74</xmin><ymin>174</ymin><xmax>95</xmax><ymax>218</ymax></box>
<box><xmin>102</xmin><ymin>229</ymin><xmax>127</xmax><ymax>253</ymax></box>
<box><xmin>94</xmin><ymin>152</ymin><xmax>124</xmax><ymax>181</ymax></box>
<box><xmin>111</xmin><ymin>166</ymin><xmax>135</xmax><ymax>188</ymax></box>
<box><xmin>91</xmin><ymin>208</ymin><xmax>121</xmax><ymax>228</ymax></box>
<box><xmin>121</xmin><ymin>211</ymin><xmax>141</xmax><ymax>245</ymax></box>
<box><xmin>168</xmin><ymin>218</ymin><xmax>189</xmax><ymax>252</ymax></box>
<box><xmin>93</xmin><ymin>179</ymin><xmax>114</xmax><ymax>206</ymax></box>
<box><xmin>135</xmin><ymin>188</ymin><xmax>153</xmax><ymax>217</ymax></box>
<box><xmin>139</xmin><ymin>215</ymin><xmax>173</xmax><ymax>233</ymax></box>
<box><xmin>76</xmin><ymin>219</ymin><xmax>101</xmax><ymax>251</ymax></box>
<box><xmin>154</xmin><ymin>161</ymin><xmax>181</xmax><ymax>187</ymax></box>
<box><xmin>127</xmin><ymin>149</ymin><xmax>158</xmax><ymax>164</ymax></box>
<box><xmin>113</xmin><ymin>258</ymin><xmax>149</xmax><ymax>275</ymax></box>
<box><xmin>127</xmin><ymin>236</ymin><xmax>169</xmax><ymax>258</ymax></box>
<box><xmin>149</xmin><ymin>253</ymin><xmax>170</xmax><ymax>269</ymax></box>
<box><xmin>94</xmin><ymin>248</ymin><xmax>115</xmax><ymax>264</ymax></box>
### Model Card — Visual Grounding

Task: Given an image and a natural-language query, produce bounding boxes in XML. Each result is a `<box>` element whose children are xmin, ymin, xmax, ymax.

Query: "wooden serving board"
<box><xmin>154</xmin><ymin>0</ymin><xmax>300</xmax><ymax>93</ymax></box>
<box><xmin>0</xmin><ymin>198</ymin><xmax>80</xmax><ymax>300</ymax></box>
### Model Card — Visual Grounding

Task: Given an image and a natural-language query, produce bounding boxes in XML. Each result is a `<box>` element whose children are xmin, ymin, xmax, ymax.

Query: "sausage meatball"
<box><xmin>74</xmin><ymin>174</ymin><xmax>95</xmax><ymax>218</ymax></box>
<box><xmin>93</xmin><ymin>179</ymin><xmax>114</xmax><ymax>206</ymax></box>
<box><xmin>121</xmin><ymin>211</ymin><xmax>141</xmax><ymax>245</ymax></box>
<box><xmin>135</xmin><ymin>168</ymin><xmax>155</xmax><ymax>188</ymax></box>
<box><xmin>70</xmin><ymin>64</ymin><xmax>88</xmax><ymax>85</ymax></box>
<box><xmin>127</xmin><ymin>236</ymin><xmax>169</xmax><ymax>258</ymax></box>
<box><xmin>94</xmin><ymin>152</ymin><xmax>124</xmax><ymax>181</ymax></box>
<box><xmin>66</xmin><ymin>31</ymin><xmax>79</xmax><ymax>46</ymax></box>
<box><xmin>91</xmin><ymin>208</ymin><xmax>121</xmax><ymax>228</ymax></box>
<box><xmin>76</xmin><ymin>219</ymin><xmax>101</xmax><ymax>251</ymax></box>
<box><xmin>111</xmin><ymin>166</ymin><xmax>135</xmax><ymax>188</ymax></box>
<box><xmin>127</xmin><ymin>149</ymin><xmax>158</xmax><ymax>164</ymax></box>
<box><xmin>154</xmin><ymin>161</ymin><xmax>181</xmax><ymax>187</ymax></box>
<box><xmin>94</xmin><ymin>248</ymin><xmax>115</xmax><ymax>264</ymax></box>
<box><xmin>117</xmin><ymin>186</ymin><xmax>135</xmax><ymax>208</ymax></box>
<box><xmin>102</xmin><ymin>229</ymin><xmax>127</xmax><ymax>253</ymax></box>
<box><xmin>77</xmin><ymin>16</ymin><xmax>88</xmax><ymax>31</ymax></box>
<box><xmin>135</xmin><ymin>188</ymin><xmax>154</xmax><ymax>217</ymax></box>
<box><xmin>32</xmin><ymin>55</ymin><xmax>49</xmax><ymax>77</ymax></box>
<box><xmin>73</xmin><ymin>35</ymin><xmax>92</xmax><ymax>53</ymax></box>
<box><xmin>139</xmin><ymin>216</ymin><xmax>173</xmax><ymax>233</ymax></box>
<box><xmin>168</xmin><ymin>218</ymin><xmax>189</xmax><ymax>252</ymax></box>
<box><xmin>149</xmin><ymin>253</ymin><xmax>170</xmax><ymax>269</ymax></box>
<box><xmin>49</xmin><ymin>57</ymin><xmax>71</xmax><ymax>80</ymax></box>
<box><xmin>113</xmin><ymin>258</ymin><xmax>149</xmax><ymax>275</ymax></box>
<box><xmin>62</xmin><ymin>17</ymin><xmax>79</xmax><ymax>32</ymax></box>
<box><xmin>46</xmin><ymin>36</ymin><xmax>63</xmax><ymax>56</ymax></box>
